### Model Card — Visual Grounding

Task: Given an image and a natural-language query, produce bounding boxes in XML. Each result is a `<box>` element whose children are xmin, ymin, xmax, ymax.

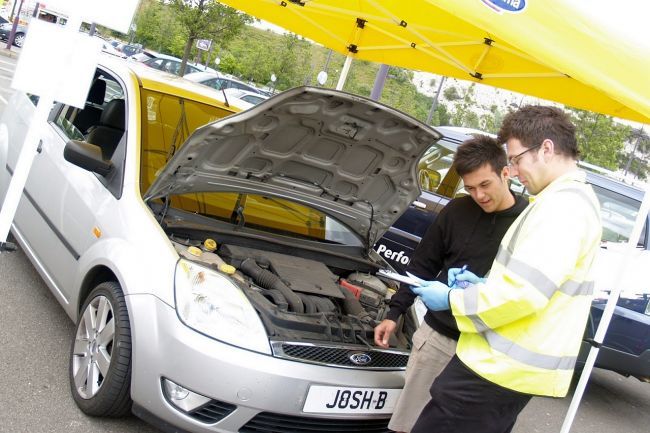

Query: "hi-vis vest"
<box><xmin>450</xmin><ymin>170</ymin><xmax>602</xmax><ymax>397</ymax></box>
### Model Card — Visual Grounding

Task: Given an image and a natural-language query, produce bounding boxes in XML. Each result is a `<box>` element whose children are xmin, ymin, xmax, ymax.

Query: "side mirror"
<box><xmin>64</xmin><ymin>140</ymin><xmax>113</xmax><ymax>176</ymax></box>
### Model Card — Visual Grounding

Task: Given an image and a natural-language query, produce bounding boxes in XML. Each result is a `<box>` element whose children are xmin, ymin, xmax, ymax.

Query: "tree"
<box><xmin>620</xmin><ymin>127</ymin><xmax>650</xmax><ymax>180</ymax></box>
<box><xmin>449</xmin><ymin>84</ymin><xmax>479</xmax><ymax>129</ymax></box>
<box><xmin>443</xmin><ymin>86</ymin><xmax>461</xmax><ymax>101</ymax></box>
<box><xmin>134</xmin><ymin>0</ymin><xmax>185</xmax><ymax>54</ymax></box>
<box><xmin>271</xmin><ymin>33</ymin><xmax>312</xmax><ymax>91</ymax></box>
<box><xmin>479</xmin><ymin>104</ymin><xmax>506</xmax><ymax>134</ymax></box>
<box><xmin>568</xmin><ymin>108</ymin><xmax>631</xmax><ymax>170</ymax></box>
<box><xmin>169</xmin><ymin>0</ymin><xmax>252</xmax><ymax>75</ymax></box>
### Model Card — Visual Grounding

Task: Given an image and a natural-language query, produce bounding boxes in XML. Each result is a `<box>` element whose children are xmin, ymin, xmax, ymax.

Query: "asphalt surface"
<box><xmin>1</xmin><ymin>49</ymin><xmax>650</xmax><ymax>433</ymax></box>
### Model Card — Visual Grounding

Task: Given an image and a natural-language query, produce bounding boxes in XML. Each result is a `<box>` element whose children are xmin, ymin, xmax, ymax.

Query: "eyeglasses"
<box><xmin>508</xmin><ymin>143</ymin><xmax>542</xmax><ymax>167</ymax></box>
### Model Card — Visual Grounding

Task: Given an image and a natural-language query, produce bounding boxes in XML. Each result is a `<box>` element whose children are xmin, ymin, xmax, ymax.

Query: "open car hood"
<box><xmin>144</xmin><ymin>86</ymin><xmax>441</xmax><ymax>245</ymax></box>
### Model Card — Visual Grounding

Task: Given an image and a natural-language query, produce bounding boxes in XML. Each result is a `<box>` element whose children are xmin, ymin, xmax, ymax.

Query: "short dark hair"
<box><xmin>497</xmin><ymin>105</ymin><xmax>579</xmax><ymax>159</ymax></box>
<box><xmin>453</xmin><ymin>134</ymin><xmax>507</xmax><ymax>177</ymax></box>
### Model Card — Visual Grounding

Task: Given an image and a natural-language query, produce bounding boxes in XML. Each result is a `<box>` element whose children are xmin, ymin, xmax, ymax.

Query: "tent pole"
<box><xmin>336</xmin><ymin>55</ymin><xmax>353</xmax><ymax>90</ymax></box>
<box><xmin>560</xmin><ymin>185</ymin><xmax>650</xmax><ymax>433</ymax></box>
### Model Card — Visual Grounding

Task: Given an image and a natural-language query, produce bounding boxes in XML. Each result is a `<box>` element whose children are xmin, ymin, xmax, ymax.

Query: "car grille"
<box><xmin>189</xmin><ymin>399</ymin><xmax>237</xmax><ymax>423</ymax></box>
<box><xmin>240</xmin><ymin>412</ymin><xmax>391</xmax><ymax>433</ymax></box>
<box><xmin>271</xmin><ymin>341</ymin><xmax>409</xmax><ymax>369</ymax></box>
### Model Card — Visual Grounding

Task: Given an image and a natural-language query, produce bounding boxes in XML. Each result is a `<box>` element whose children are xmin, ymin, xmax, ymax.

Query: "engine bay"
<box><xmin>169</xmin><ymin>234</ymin><xmax>415</xmax><ymax>353</ymax></box>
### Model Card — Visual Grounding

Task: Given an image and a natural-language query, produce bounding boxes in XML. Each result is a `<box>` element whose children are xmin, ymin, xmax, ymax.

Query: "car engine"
<box><xmin>169</xmin><ymin>235</ymin><xmax>414</xmax><ymax>367</ymax></box>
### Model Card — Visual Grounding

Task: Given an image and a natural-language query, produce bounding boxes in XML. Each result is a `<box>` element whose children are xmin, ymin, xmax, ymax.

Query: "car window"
<box><xmin>203</xmin><ymin>78</ymin><xmax>223</xmax><ymax>90</ymax></box>
<box><xmin>146</xmin><ymin>58</ymin><xmax>164</xmax><ymax>70</ymax></box>
<box><xmin>52</xmin><ymin>69</ymin><xmax>127</xmax><ymax>197</ymax></box>
<box><xmin>53</xmin><ymin>73</ymin><xmax>123</xmax><ymax>141</ymax></box>
<box><xmin>241</xmin><ymin>95</ymin><xmax>265</xmax><ymax>105</ymax></box>
<box><xmin>139</xmin><ymin>88</ymin><xmax>236</xmax><ymax>194</ymax></box>
<box><xmin>417</xmin><ymin>143</ymin><xmax>457</xmax><ymax>197</ymax></box>
<box><xmin>592</xmin><ymin>184</ymin><xmax>647</xmax><ymax>246</ymax></box>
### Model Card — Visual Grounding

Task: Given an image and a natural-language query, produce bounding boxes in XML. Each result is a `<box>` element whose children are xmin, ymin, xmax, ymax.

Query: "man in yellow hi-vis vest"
<box><xmin>410</xmin><ymin>106</ymin><xmax>602</xmax><ymax>433</ymax></box>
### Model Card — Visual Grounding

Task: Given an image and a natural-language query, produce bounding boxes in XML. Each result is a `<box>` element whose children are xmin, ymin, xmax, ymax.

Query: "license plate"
<box><xmin>303</xmin><ymin>385</ymin><xmax>401</xmax><ymax>414</ymax></box>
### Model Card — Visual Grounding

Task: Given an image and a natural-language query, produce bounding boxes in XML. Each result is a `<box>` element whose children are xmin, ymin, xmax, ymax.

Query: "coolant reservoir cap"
<box><xmin>219</xmin><ymin>263</ymin><xmax>236</xmax><ymax>275</ymax></box>
<box><xmin>204</xmin><ymin>238</ymin><xmax>217</xmax><ymax>251</ymax></box>
<box><xmin>187</xmin><ymin>246</ymin><xmax>202</xmax><ymax>257</ymax></box>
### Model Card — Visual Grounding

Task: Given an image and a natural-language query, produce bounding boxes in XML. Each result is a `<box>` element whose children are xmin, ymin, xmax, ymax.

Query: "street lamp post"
<box><xmin>5</xmin><ymin>0</ymin><xmax>25</xmax><ymax>50</ymax></box>
<box><xmin>426</xmin><ymin>76</ymin><xmax>447</xmax><ymax>125</ymax></box>
<box><xmin>270</xmin><ymin>73</ymin><xmax>277</xmax><ymax>95</ymax></box>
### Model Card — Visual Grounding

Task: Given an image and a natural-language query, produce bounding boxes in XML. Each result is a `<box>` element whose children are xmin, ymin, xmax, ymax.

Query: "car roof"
<box><xmin>183</xmin><ymin>72</ymin><xmax>262</xmax><ymax>90</ymax></box>
<box><xmin>585</xmin><ymin>171</ymin><xmax>645</xmax><ymax>202</ymax></box>
<box><xmin>223</xmin><ymin>88</ymin><xmax>269</xmax><ymax>99</ymax></box>
<box><xmin>148</xmin><ymin>53</ymin><xmax>181</xmax><ymax>61</ymax></box>
<box><xmin>183</xmin><ymin>71</ymin><xmax>222</xmax><ymax>81</ymax></box>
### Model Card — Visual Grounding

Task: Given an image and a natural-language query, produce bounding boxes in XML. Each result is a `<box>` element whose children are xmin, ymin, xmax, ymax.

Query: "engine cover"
<box><xmin>220</xmin><ymin>244</ymin><xmax>344</xmax><ymax>299</ymax></box>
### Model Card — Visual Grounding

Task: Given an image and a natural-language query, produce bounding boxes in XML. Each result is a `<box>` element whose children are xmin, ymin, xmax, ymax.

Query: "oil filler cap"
<box><xmin>204</xmin><ymin>238</ymin><xmax>217</xmax><ymax>251</ymax></box>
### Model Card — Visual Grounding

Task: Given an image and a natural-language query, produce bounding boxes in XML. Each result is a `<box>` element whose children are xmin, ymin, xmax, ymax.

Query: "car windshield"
<box><xmin>166</xmin><ymin>192</ymin><xmax>363</xmax><ymax>246</ymax></box>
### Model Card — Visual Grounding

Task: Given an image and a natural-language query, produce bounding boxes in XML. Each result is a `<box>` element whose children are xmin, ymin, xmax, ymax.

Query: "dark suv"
<box><xmin>375</xmin><ymin>126</ymin><xmax>650</xmax><ymax>382</ymax></box>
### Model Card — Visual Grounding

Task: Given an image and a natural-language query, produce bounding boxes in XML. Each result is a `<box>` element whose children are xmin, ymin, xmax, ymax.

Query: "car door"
<box><xmin>11</xmin><ymin>67</ymin><xmax>127</xmax><ymax>306</ymax></box>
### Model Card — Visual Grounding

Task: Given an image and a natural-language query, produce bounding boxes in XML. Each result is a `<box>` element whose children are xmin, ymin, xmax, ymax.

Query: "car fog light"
<box><xmin>162</xmin><ymin>378</ymin><xmax>211</xmax><ymax>412</ymax></box>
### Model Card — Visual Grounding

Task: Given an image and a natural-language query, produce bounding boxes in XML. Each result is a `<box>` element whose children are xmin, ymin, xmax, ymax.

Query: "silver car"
<box><xmin>0</xmin><ymin>57</ymin><xmax>436</xmax><ymax>432</ymax></box>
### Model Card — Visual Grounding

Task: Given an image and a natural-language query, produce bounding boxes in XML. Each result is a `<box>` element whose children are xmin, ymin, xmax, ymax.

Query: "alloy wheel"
<box><xmin>71</xmin><ymin>295</ymin><xmax>115</xmax><ymax>399</ymax></box>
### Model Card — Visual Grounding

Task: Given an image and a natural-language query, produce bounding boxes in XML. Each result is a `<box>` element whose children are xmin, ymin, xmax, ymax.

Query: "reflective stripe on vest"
<box><xmin>483</xmin><ymin>330</ymin><xmax>577</xmax><ymax>370</ymax></box>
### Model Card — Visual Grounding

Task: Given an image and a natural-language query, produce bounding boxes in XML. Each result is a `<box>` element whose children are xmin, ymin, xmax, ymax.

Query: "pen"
<box><xmin>456</xmin><ymin>264</ymin><xmax>470</xmax><ymax>288</ymax></box>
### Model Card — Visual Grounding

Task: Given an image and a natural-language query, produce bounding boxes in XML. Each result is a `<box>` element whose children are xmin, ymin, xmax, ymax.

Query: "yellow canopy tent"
<box><xmin>218</xmin><ymin>0</ymin><xmax>650</xmax><ymax>124</ymax></box>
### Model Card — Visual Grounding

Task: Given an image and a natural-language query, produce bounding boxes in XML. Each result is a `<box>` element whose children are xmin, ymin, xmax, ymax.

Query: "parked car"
<box><xmin>118</xmin><ymin>43</ymin><xmax>143</xmax><ymax>58</ymax></box>
<box><xmin>0</xmin><ymin>22</ymin><xmax>26</xmax><ymax>47</ymax></box>
<box><xmin>142</xmin><ymin>53</ymin><xmax>203</xmax><ymax>76</ymax></box>
<box><xmin>184</xmin><ymin>71</ymin><xmax>268</xmax><ymax>96</ymax></box>
<box><xmin>376</xmin><ymin>127</ymin><xmax>650</xmax><ymax>383</ymax></box>
<box><xmin>222</xmin><ymin>88</ymin><xmax>270</xmax><ymax>110</ymax></box>
<box><xmin>93</xmin><ymin>36</ymin><xmax>126</xmax><ymax>58</ymax></box>
<box><xmin>0</xmin><ymin>59</ymin><xmax>434</xmax><ymax>432</ymax></box>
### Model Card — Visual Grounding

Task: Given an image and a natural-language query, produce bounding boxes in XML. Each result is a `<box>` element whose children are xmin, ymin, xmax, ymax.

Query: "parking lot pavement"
<box><xmin>0</xmin><ymin>247</ymin><xmax>160</xmax><ymax>433</ymax></box>
<box><xmin>0</xmin><ymin>46</ymin><xmax>19</xmax><ymax>59</ymax></box>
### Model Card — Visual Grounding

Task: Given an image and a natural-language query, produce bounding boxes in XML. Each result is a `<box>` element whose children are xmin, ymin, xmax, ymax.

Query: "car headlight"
<box><xmin>175</xmin><ymin>259</ymin><xmax>271</xmax><ymax>354</ymax></box>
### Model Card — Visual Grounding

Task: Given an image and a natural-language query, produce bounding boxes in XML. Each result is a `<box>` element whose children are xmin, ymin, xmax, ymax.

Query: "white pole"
<box><xmin>0</xmin><ymin>14</ymin><xmax>83</xmax><ymax>248</ymax></box>
<box><xmin>0</xmin><ymin>96</ymin><xmax>53</xmax><ymax>244</ymax></box>
<box><xmin>336</xmin><ymin>55</ymin><xmax>353</xmax><ymax>90</ymax></box>
<box><xmin>560</xmin><ymin>184</ymin><xmax>650</xmax><ymax>433</ymax></box>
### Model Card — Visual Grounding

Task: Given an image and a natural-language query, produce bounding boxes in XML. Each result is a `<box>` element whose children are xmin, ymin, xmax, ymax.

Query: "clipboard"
<box><xmin>377</xmin><ymin>269</ymin><xmax>423</xmax><ymax>286</ymax></box>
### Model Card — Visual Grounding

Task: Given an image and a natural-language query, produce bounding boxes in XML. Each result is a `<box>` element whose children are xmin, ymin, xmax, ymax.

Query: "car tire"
<box><xmin>69</xmin><ymin>281</ymin><xmax>132</xmax><ymax>417</ymax></box>
<box><xmin>13</xmin><ymin>32</ymin><xmax>24</xmax><ymax>48</ymax></box>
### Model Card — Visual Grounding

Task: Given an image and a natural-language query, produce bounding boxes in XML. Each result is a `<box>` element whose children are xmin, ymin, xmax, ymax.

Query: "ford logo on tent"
<box><xmin>349</xmin><ymin>352</ymin><xmax>372</xmax><ymax>365</ymax></box>
<box><xmin>481</xmin><ymin>0</ymin><xmax>527</xmax><ymax>14</ymax></box>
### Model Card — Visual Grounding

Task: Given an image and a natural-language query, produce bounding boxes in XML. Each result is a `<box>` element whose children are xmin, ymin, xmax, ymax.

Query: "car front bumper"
<box><xmin>127</xmin><ymin>294</ymin><xmax>404</xmax><ymax>433</ymax></box>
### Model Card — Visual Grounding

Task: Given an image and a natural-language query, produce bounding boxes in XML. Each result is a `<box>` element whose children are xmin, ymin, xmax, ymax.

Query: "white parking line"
<box><xmin>0</xmin><ymin>94</ymin><xmax>6</xmax><ymax>104</ymax></box>
<box><xmin>0</xmin><ymin>75</ymin><xmax>11</xmax><ymax>80</ymax></box>
<box><xmin>0</xmin><ymin>66</ymin><xmax>15</xmax><ymax>73</ymax></box>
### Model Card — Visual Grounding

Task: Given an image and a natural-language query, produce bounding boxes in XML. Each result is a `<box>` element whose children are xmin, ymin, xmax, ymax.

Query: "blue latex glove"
<box><xmin>448</xmin><ymin>267</ymin><xmax>486</xmax><ymax>288</ymax></box>
<box><xmin>410</xmin><ymin>281</ymin><xmax>452</xmax><ymax>311</ymax></box>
